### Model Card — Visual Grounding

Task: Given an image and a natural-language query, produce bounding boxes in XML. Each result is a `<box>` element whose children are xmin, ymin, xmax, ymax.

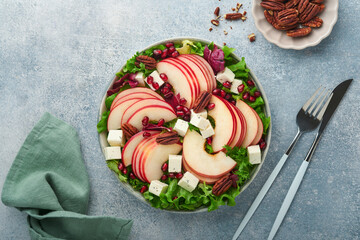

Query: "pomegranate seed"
<box><xmin>242</xmin><ymin>92</ymin><xmax>250</xmax><ymax>100</ymax></box>
<box><xmin>152</xmin><ymin>82</ymin><xmax>159</xmax><ymax>90</ymax></box>
<box><xmin>172</xmin><ymin>196</ymin><xmax>178</xmax><ymax>200</ymax></box>
<box><xmin>260</xmin><ymin>141</ymin><xmax>267</xmax><ymax>150</ymax></box>
<box><xmin>175</xmin><ymin>105</ymin><xmax>183</xmax><ymax>111</ymax></box>
<box><xmin>207</xmin><ymin>103</ymin><xmax>215</xmax><ymax>110</ymax></box>
<box><xmin>230</xmin><ymin>100</ymin><xmax>236</xmax><ymax>105</ymax></box>
<box><xmin>140</xmin><ymin>185</ymin><xmax>148</xmax><ymax>194</ymax></box>
<box><xmin>147</xmin><ymin>76</ymin><xmax>154</xmax><ymax>84</ymax></box>
<box><xmin>179</xmin><ymin>98</ymin><xmax>187</xmax><ymax>105</ymax></box>
<box><xmin>143</xmin><ymin>132</ymin><xmax>151</xmax><ymax>137</ymax></box>
<box><xmin>259</xmin><ymin>138</ymin><xmax>265</xmax><ymax>143</ymax></box>
<box><xmin>183</xmin><ymin>115</ymin><xmax>190</xmax><ymax>121</ymax></box>
<box><xmin>254</xmin><ymin>91</ymin><xmax>261</xmax><ymax>98</ymax></box>
<box><xmin>165</xmin><ymin>42</ymin><xmax>174</xmax><ymax>48</ymax></box>
<box><xmin>161</xmin><ymin>163</ymin><xmax>168</xmax><ymax>172</ymax></box>
<box><xmin>160</xmin><ymin>73</ymin><xmax>168</xmax><ymax>81</ymax></box>
<box><xmin>249</xmin><ymin>96</ymin><xmax>256</xmax><ymax>102</ymax></box>
<box><xmin>153</xmin><ymin>49</ymin><xmax>162</xmax><ymax>59</ymax></box>
<box><xmin>183</xmin><ymin>107</ymin><xmax>190</xmax><ymax>115</ymax></box>
<box><xmin>247</xmin><ymin>80</ymin><xmax>254</xmax><ymax>86</ymax></box>
<box><xmin>177</xmin><ymin>111</ymin><xmax>185</xmax><ymax>117</ymax></box>
<box><xmin>118</xmin><ymin>162</ymin><xmax>125</xmax><ymax>171</ymax></box>
<box><xmin>164</xmin><ymin>92</ymin><xmax>174</xmax><ymax>99</ymax></box>
<box><xmin>176</xmin><ymin>173</ymin><xmax>183</xmax><ymax>179</ymax></box>
<box><xmin>161</xmin><ymin>175</ymin><xmax>168</xmax><ymax>181</ymax></box>
<box><xmin>212</xmin><ymin>88</ymin><xmax>221</xmax><ymax>95</ymax></box>
<box><xmin>129</xmin><ymin>73</ymin><xmax>136</xmax><ymax>81</ymax></box>
<box><xmin>169</xmin><ymin>173</ymin><xmax>176</xmax><ymax>178</ymax></box>
<box><xmin>206</xmin><ymin>137</ymin><xmax>212</xmax><ymax>145</ymax></box>
<box><xmin>130</xmin><ymin>173</ymin><xmax>136</xmax><ymax>179</ymax></box>
<box><xmin>122</xmin><ymin>168</ymin><xmax>128</xmax><ymax>175</ymax></box>
<box><xmin>223</xmin><ymin>81</ymin><xmax>232</xmax><ymax>89</ymax></box>
<box><xmin>142</xmin><ymin>116</ymin><xmax>149</xmax><ymax>126</ymax></box>
<box><xmin>168</xmin><ymin>46</ymin><xmax>176</xmax><ymax>54</ymax></box>
<box><xmin>157</xmin><ymin>118</ymin><xmax>165</xmax><ymax>126</ymax></box>
<box><xmin>220</xmin><ymin>90</ymin><xmax>226</xmax><ymax>98</ymax></box>
<box><xmin>161</xmin><ymin>49</ymin><xmax>168</xmax><ymax>59</ymax></box>
<box><xmin>164</xmin><ymin>82</ymin><xmax>172</xmax><ymax>89</ymax></box>
<box><xmin>161</xmin><ymin>86</ymin><xmax>170</xmax><ymax>94</ymax></box>
<box><xmin>225</xmin><ymin>93</ymin><xmax>231</xmax><ymax>100</ymax></box>
<box><xmin>237</xmin><ymin>84</ymin><xmax>245</xmax><ymax>93</ymax></box>
<box><xmin>171</xmin><ymin>51</ymin><xmax>179</xmax><ymax>58</ymax></box>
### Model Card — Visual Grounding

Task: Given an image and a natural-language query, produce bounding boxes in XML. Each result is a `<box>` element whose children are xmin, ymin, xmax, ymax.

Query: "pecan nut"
<box><xmin>287</xmin><ymin>27</ymin><xmax>312</xmax><ymax>37</ymax></box>
<box><xmin>156</xmin><ymin>131</ymin><xmax>180</xmax><ymax>145</ymax></box>
<box><xmin>212</xmin><ymin>175</ymin><xmax>233</xmax><ymax>196</ymax></box>
<box><xmin>134</xmin><ymin>55</ymin><xmax>157</xmax><ymax>70</ymax></box>
<box><xmin>224</xmin><ymin>13</ymin><xmax>243</xmax><ymax>20</ymax></box>
<box><xmin>302</xmin><ymin>16</ymin><xmax>323</xmax><ymax>27</ymax></box>
<box><xmin>211</xmin><ymin>19</ymin><xmax>220</xmax><ymax>26</ymax></box>
<box><xmin>311</xmin><ymin>0</ymin><xmax>323</xmax><ymax>3</ymax></box>
<box><xmin>318</xmin><ymin>3</ymin><xmax>325</xmax><ymax>12</ymax></box>
<box><xmin>298</xmin><ymin>0</ymin><xmax>309</xmax><ymax>13</ymax></box>
<box><xmin>285</xmin><ymin>0</ymin><xmax>300</xmax><ymax>9</ymax></box>
<box><xmin>260</xmin><ymin>0</ymin><xmax>285</xmax><ymax>11</ymax></box>
<box><xmin>265</xmin><ymin>10</ymin><xmax>297</xmax><ymax>30</ymax></box>
<box><xmin>193</xmin><ymin>91</ymin><xmax>212</xmax><ymax>113</ymax></box>
<box><xmin>276</xmin><ymin>9</ymin><xmax>299</xmax><ymax>27</ymax></box>
<box><xmin>300</xmin><ymin>3</ymin><xmax>321</xmax><ymax>23</ymax></box>
<box><xmin>264</xmin><ymin>10</ymin><xmax>276</xmax><ymax>25</ymax></box>
<box><xmin>214</xmin><ymin>7</ymin><xmax>220</xmax><ymax>16</ymax></box>
<box><xmin>121</xmin><ymin>123</ymin><xmax>139</xmax><ymax>140</ymax></box>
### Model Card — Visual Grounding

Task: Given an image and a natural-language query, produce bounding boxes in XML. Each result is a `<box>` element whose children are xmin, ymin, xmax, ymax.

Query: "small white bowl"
<box><xmin>252</xmin><ymin>0</ymin><xmax>339</xmax><ymax>50</ymax></box>
<box><xmin>98</xmin><ymin>37</ymin><xmax>272</xmax><ymax>212</ymax></box>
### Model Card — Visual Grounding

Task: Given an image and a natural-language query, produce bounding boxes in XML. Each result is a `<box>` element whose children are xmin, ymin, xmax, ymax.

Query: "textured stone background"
<box><xmin>0</xmin><ymin>0</ymin><xmax>359</xmax><ymax>239</ymax></box>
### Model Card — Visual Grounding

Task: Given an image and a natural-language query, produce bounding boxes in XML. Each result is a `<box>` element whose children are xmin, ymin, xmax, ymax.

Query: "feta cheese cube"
<box><xmin>149</xmin><ymin>180</ymin><xmax>168</xmax><ymax>196</ymax></box>
<box><xmin>104</xmin><ymin>147</ymin><xmax>122</xmax><ymax>160</ymax></box>
<box><xmin>247</xmin><ymin>145</ymin><xmax>262</xmax><ymax>164</ymax></box>
<box><xmin>190</xmin><ymin>114</ymin><xmax>209</xmax><ymax>130</ymax></box>
<box><xmin>135</xmin><ymin>72</ymin><xmax>145</xmax><ymax>86</ymax></box>
<box><xmin>168</xmin><ymin>155</ymin><xmax>182</xmax><ymax>173</ymax></box>
<box><xmin>230</xmin><ymin>79</ymin><xmax>243</xmax><ymax>94</ymax></box>
<box><xmin>178</xmin><ymin>172</ymin><xmax>199</xmax><ymax>192</ymax></box>
<box><xmin>173</xmin><ymin>119</ymin><xmax>189</xmax><ymax>137</ymax></box>
<box><xmin>200</xmin><ymin>121</ymin><xmax>215</xmax><ymax>139</ymax></box>
<box><xmin>107</xmin><ymin>130</ymin><xmax>125</xmax><ymax>147</ymax></box>
<box><xmin>148</xmin><ymin>71</ymin><xmax>164</xmax><ymax>91</ymax></box>
<box><xmin>190</xmin><ymin>109</ymin><xmax>207</xmax><ymax>119</ymax></box>
<box><xmin>216</xmin><ymin>67</ymin><xmax>235</xmax><ymax>84</ymax></box>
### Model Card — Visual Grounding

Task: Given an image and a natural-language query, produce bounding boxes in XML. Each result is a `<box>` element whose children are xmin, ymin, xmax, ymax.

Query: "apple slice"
<box><xmin>208</xmin><ymin>95</ymin><xmax>237</xmax><ymax>152</ymax></box>
<box><xmin>122</xmin><ymin>130</ymin><xmax>160</xmax><ymax>166</ymax></box>
<box><xmin>186</xmin><ymin>54</ymin><xmax>216</xmax><ymax>90</ymax></box>
<box><xmin>183</xmin><ymin>159</ymin><xmax>222</xmax><ymax>184</ymax></box>
<box><xmin>141</xmin><ymin>142</ymin><xmax>182</xmax><ymax>183</ymax></box>
<box><xmin>183</xmin><ymin>130</ymin><xmax>236</xmax><ymax>178</ymax></box>
<box><xmin>111</xmin><ymin>87</ymin><xmax>163</xmax><ymax>110</ymax></box>
<box><xmin>108</xmin><ymin>99</ymin><xmax>142</xmax><ymax>130</ymax></box>
<box><xmin>236</xmin><ymin>100</ymin><xmax>259</xmax><ymax>148</ymax></box>
<box><xmin>177</xmin><ymin>55</ymin><xmax>210</xmax><ymax>93</ymax></box>
<box><xmin>224</xmin><ymin>100</ymin><xmax>244</xmax><ymax>148</ymax></box>
<box><xmin>157</xmin><ymin>59</ymin><xmax>196</xmax><ymax>108</ymax></box>
<box><xmin>111</xmin><ymin>93</ymin><xmax>160</xmax><ymax>111</ymax></box>
<box><xmin>234</xmin><ymin>107</ymin><xmax>247</xmax><ymax>147</ymax></box>
<box><xmin>251</xmin><ymin>109</ymin><xmax>263</xmax><ymax>145</ymax></box>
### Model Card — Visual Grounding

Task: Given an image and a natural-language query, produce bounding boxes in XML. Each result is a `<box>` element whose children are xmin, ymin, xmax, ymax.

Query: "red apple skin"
<box><xmin>236</xmin><ymin>100</ymin><xmax>259</xmax><ymax>148</ymax></box>
<box><xmin>185</xmin><ymin>54</ymin><xmax>216</xmax><ymax>90</ymax></box>
<box><xmin>111</xmin><ymin>87</ymin><xmax>163</xmax><ymax>110</ymax></box>
<box><xmin>107</xmin><ymin>99</ymin><xmax>143</xmax><ymax>131</ymax></box>
<box><xmin>250</xmin><ymin>108</ymin><xmax>263</xmax><ymax>145</ymax></box>
<box><xmin>158</xmin><ymin>59</ymin><xmax>196</xmax><ymax>108</ymax></box>
<box><xmin>232</xmin><ymin>105</ymin><xmax>247</xmax><ymax>147</ymax></box>
<box><xmin>111</xmin><ymin>94</ymin><xmax>160</xmax><ymax>111</ymax></box>
<box><xmin>132</xmin><ymin>136</ymin><xmax>157</xmax><ymax>181</ymax></box>
<box><xmin>220</xmin><ymin>97</ymin><xmax>242</xmax><ymax>148</ymax></box>
<box><xmin>138</xmin><ymin>140</ymin><xmax>157</xmax><ymax>182</ymax></box>
<box><xmin>177</xmin><ymin>55</ymin><xmax>210</xmax><ymax>93</ymax></box>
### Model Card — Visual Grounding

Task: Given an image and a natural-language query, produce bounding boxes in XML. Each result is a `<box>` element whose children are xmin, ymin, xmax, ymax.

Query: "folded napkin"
<box><xmin>1</xmin><ymin>113</ymin><xmax>132</xmax><ymax>240</ymax></box>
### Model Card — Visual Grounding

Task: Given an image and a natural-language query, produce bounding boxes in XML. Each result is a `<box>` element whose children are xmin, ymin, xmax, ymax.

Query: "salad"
<box><xmin>97</xmin><ymin>39</ymin><xmax>270</xmax><ymax>212</ymax></box>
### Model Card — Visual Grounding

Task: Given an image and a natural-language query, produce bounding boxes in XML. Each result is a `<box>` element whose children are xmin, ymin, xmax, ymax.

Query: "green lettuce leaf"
<box><xmin>227</xmin><ymin>57</ymin><xmax>250</xmax><ymax>80</ymax></box>
<box><xmin>105</xmin><ymin>93</ymin><xmax>118</xmax><ymax>109</ymax></box>
<box><xmin>190</xmin><ymin>41</ymin><xmax>206</xmax><ymax>56</ymax></box>
<box><xmin>97</xmin><ymin>111</ymin><xmax>110</xmax><ymax>133</ymax></box>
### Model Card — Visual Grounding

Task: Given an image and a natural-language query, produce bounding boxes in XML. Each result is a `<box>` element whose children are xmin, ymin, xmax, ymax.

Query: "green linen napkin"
<box><xmin>1</xmin><ymin>112</ymin><xmax>132</xmax><ymax>240</ymax></box>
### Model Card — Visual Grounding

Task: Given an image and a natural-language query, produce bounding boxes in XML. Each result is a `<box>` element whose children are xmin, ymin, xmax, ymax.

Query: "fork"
<box><xmin>232</xmin><ymin>86</ymin><xmax>332</xmax><ymax>240</ymax></box>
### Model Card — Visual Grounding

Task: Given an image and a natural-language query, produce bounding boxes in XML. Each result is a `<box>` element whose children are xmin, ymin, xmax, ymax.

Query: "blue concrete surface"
<box><xmin>0</xmin><ymin>0</ymin><xmax>359</xmax><ymax>239</ymax></box>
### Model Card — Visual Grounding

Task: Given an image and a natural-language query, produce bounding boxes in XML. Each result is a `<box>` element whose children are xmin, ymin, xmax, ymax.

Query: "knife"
<box><xmin>267</xmin><ymin>79</ymin><xmax>353</xmax><ymax>240</ymax></box>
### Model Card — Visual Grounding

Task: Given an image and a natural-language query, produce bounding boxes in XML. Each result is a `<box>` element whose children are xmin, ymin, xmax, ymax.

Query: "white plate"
<box><xmin>252</xmin><ymin>0</ymin><xmax>339</xmax><ymax>50</ymax></box>
<box><xmin>98</xmin><ymin>37</ymin><xmax>272</xmax><ymax>212</ymax></box>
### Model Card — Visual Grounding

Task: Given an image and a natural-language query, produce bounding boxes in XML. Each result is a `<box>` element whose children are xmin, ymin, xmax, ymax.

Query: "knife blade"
<box><xmin>267</xmin><ymin>79</ymin><xmax>353</xmax><ymax>240</ymax></box>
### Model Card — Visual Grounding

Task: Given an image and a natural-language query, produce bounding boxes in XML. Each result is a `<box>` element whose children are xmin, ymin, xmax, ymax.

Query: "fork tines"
<box><xmin>302</xmin><ymin>86</ymin><xmax>333</xmax><ymax>121</ymax></box>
